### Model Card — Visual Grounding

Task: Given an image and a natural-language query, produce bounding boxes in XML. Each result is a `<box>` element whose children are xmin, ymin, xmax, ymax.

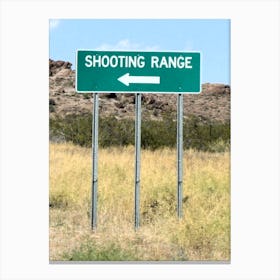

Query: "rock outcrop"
<box><xmin>49</xmin><ymin>59</ymin><xmax>230</xmax><ymax>123</ymax></box>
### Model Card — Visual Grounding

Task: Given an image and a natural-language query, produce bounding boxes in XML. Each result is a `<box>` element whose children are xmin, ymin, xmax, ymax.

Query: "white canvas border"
<box><xmin>0</xmin><ymin>0</ymin><xmax>279</xmax><ymax>279</ymax></box>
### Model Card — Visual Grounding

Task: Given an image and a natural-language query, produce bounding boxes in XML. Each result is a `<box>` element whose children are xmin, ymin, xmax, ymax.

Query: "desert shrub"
<box><xmin>49</xmin><ymin>99</ymin><xmax>56</xmax><ymax>105</ymax></box>
<box><xmin>64</xmin><ymin>240</ymin><xmax>138</xmax><ymax>261</ymax></box>
<box><xmin>50</xmin><ymin>114</ymin><xmax>92</xmax><ymax>146</ymax></box>
<box><xmin>184</xmin><ymin>116</ymin><xmax>230</xmax><ymax>151</ymax></box>
<box><xmin>49</xmin><ymin>99</ymin><xmax>56</xmax><ymax>112</ymax></box>
<box><xmin>49</xmin><ymin>113</ymin><xmax>230</xmax><ymax>152</ymax></box>
<box><xmin>83</xmin><ymin>93</ymin><xmax>92</xmax><ymax>99</ymax></box>
<box><xmin>99</xmin><ymin>116</ymin><xmax>134</xmax><ymax>147</ymax></box>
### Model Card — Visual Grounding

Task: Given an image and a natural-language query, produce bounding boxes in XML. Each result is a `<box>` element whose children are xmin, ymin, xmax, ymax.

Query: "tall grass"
<box><xmin>49</xmin><ymin>142</ymin><xmax>230</xmax><ymax>261</ymax></box>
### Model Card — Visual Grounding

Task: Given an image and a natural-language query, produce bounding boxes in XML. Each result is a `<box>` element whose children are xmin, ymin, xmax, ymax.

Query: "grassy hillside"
<box><xmin>49</xmin><ymin>142</ymin><xmax>230</xmax><ymax>261</ymax></box>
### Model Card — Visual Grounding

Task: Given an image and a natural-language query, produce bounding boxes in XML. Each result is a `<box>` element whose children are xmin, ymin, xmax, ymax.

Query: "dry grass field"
<box><xmin>49</xmin><ymin>142</ymin><xmax>230</xmax><ymax>261</ymax></box>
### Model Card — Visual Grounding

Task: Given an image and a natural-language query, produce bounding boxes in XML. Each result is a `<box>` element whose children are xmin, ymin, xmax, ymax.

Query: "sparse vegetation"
<box><xmin>83</xmin><ymin>93</ymin><xmax>92</xmax><ymax>99</ymax></box>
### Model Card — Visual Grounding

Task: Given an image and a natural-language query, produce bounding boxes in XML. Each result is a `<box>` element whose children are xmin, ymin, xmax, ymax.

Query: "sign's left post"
<box><xmin>91</xmin><ymin>92</ymin><xmax>99</xmax><ymax>230</ymax></box>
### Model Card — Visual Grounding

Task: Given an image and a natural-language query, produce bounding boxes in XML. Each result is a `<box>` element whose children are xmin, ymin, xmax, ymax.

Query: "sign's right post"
<box><xmin>135</xmin><ymin>93</ymin><xmax>141</xmax><ymax>230</ymax></box>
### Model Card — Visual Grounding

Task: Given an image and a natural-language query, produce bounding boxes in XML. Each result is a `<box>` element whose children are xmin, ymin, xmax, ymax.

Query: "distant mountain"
<box><xmin>49</xmin><ymin>59</ymin><xmax>230</xmax><ymax>123</ymax></box>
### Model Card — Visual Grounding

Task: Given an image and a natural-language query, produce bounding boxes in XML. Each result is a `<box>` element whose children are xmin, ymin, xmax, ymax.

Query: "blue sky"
<box><xmin>49</xmin><ymin>19</ymin><xmax>230</xmax><ymax>84</ymax></box>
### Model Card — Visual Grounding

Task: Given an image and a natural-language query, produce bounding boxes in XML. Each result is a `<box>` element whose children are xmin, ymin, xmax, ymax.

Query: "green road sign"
<box><xmin>76</xmin><ymin>50</ymin><xmax>201</xmax><ymax>93</ymax></box>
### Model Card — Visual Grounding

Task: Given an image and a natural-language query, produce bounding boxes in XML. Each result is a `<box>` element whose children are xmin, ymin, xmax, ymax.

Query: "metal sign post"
<box><xmin>91</xmin><ymin>92</ymin><xmax>99</xmax><ymax>230</ymax></box>
<box><xmin>177</xmin><ymin>94</ymin><xmax>183</xmax><ymax>219</ymax></box>
<box><xmin>135</xmin><ymin>93</ymin><xmax>141</xmax><ymax>230</ymax></box>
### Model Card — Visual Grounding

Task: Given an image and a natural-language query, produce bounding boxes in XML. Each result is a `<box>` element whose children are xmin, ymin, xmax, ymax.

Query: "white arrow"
<box><xmin>117</xmin><ymin>73</ymin><xmax>160</xmax><ymax>86</ymax></box>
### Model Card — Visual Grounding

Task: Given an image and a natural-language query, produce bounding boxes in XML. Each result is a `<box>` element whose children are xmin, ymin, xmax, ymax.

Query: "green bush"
<box><xmin>184</xmin><ymin>116</ymin><xmax>230</xmax><ymax>151</ymax></box>
<box><xmin>49</xmin><ymin>113</ymin><xmax>230</xmax><ymax>152</ymax></box>
<box><xmin>49</xmin><ymin>99</ymin><xmax>56</xmax><ymax>113</ymax></box>
<box><xmin>50</xmin><ymin>114</ymin><xmax>92</xmax><ymax>146</ymax></box>
<box><xmin>99</xmin><ymin>116</ymin><xmax>134</xmax><ymax>147</ymax></box>
<box><xmin>64</xmin><ymin>240</ymin><xmax>138</xmax><ymax>261</ymax></box>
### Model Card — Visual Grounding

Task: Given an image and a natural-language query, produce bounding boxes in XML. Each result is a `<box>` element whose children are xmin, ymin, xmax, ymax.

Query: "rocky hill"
<box><xmin>49</xmin><ymin>59</ymin><xmax>230</xmax><ymax>123</ymax></box>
